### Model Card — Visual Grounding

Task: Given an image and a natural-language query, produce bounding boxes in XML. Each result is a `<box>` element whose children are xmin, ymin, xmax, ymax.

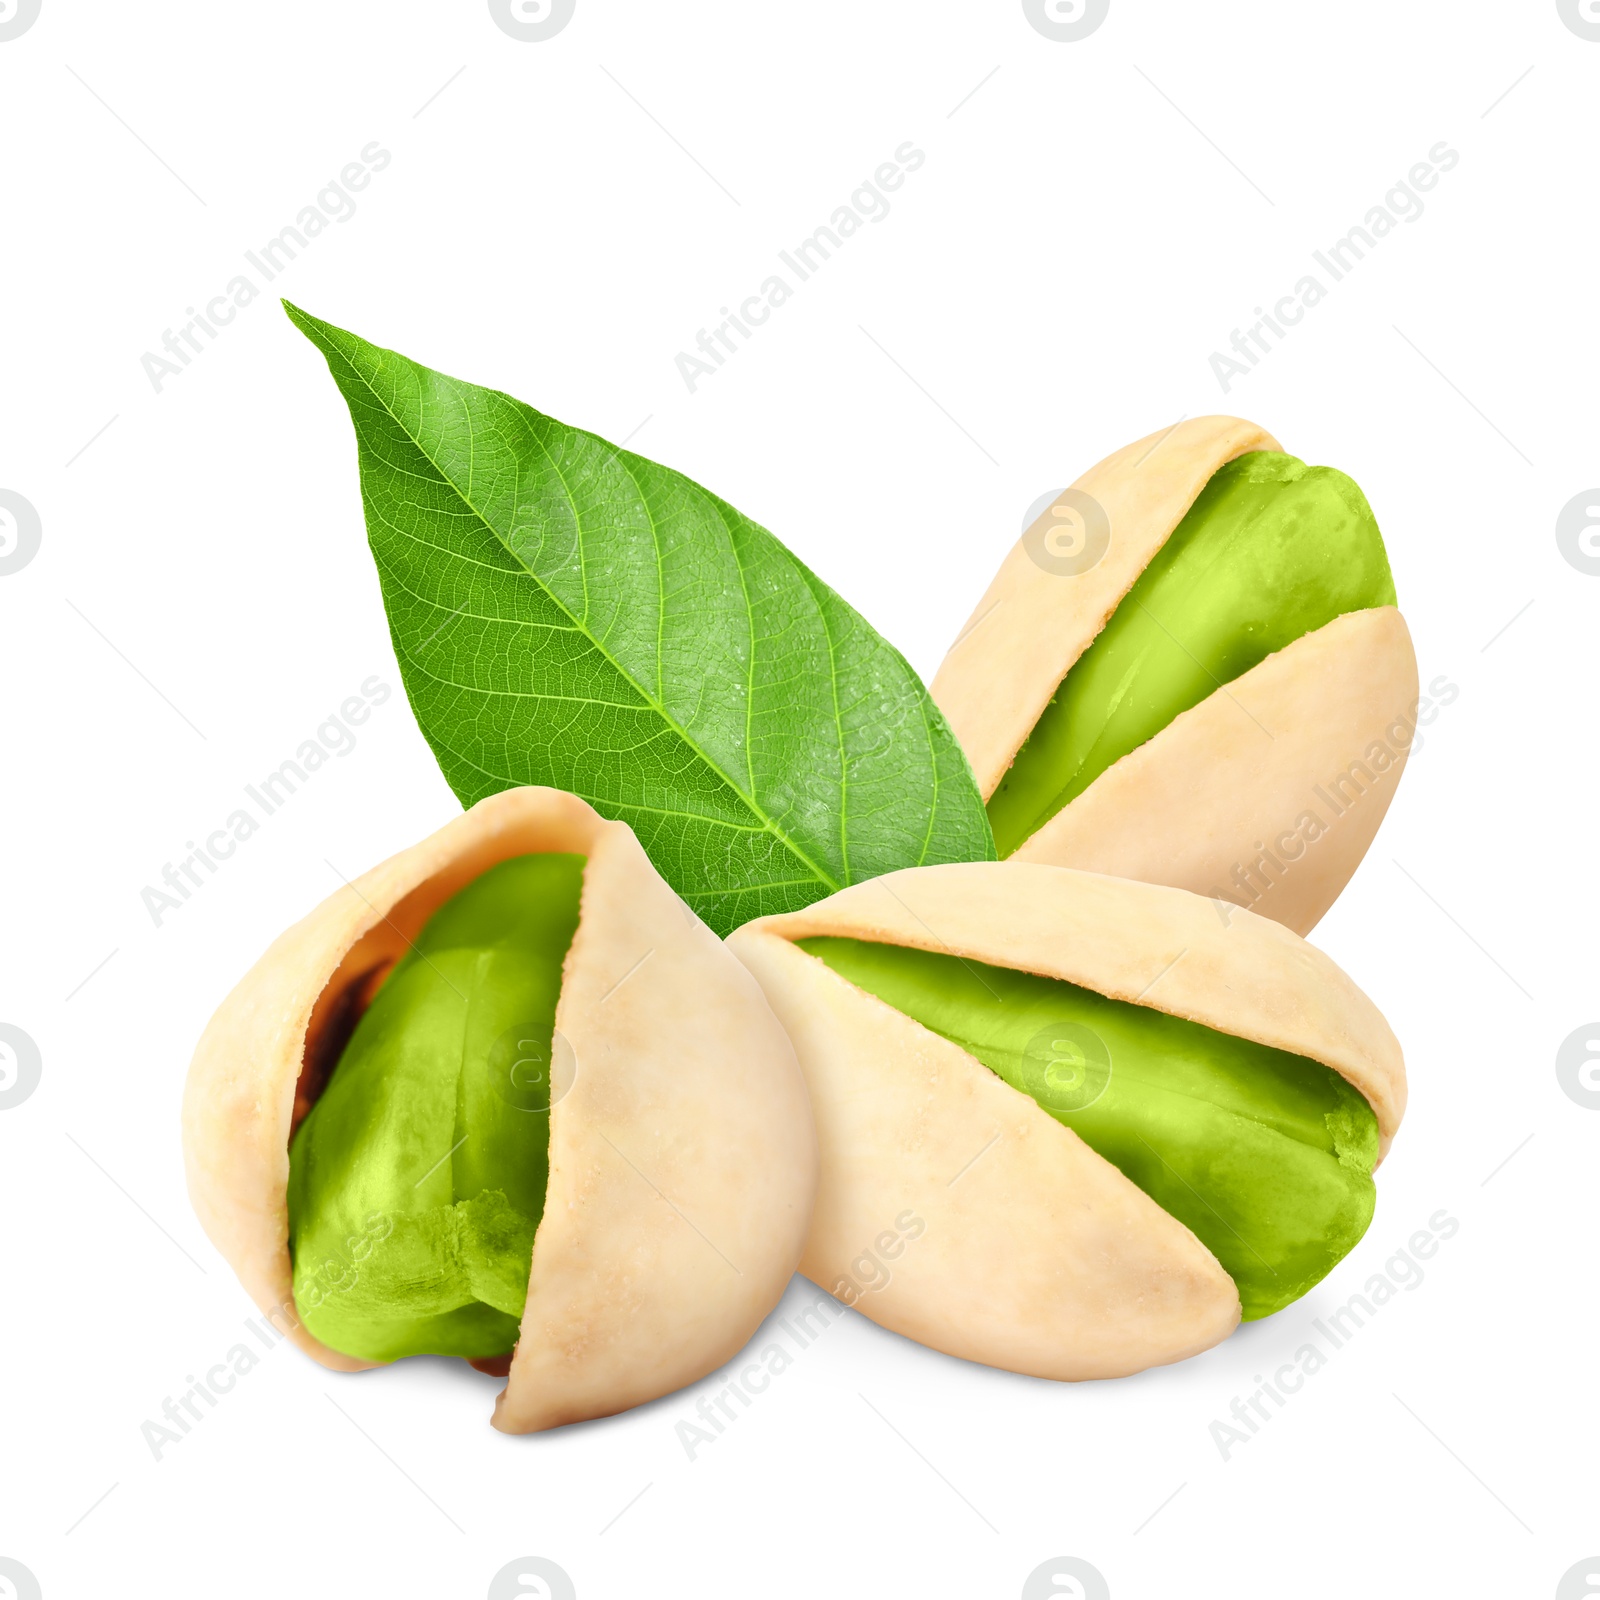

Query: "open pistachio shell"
<box><xmin>728</xmin><ymin>861</ymin><xmax>1404</xmax><ymax>1380</ymax></box>
<box><xmin>930</xmin><ymin>416</ymin><xmax>1419</xmax><ymax>935</ymax></box>
<box><xmin>182</xmin><ymin>787</ymin><xmax>817</xmax><ymax>1432</ymax></box>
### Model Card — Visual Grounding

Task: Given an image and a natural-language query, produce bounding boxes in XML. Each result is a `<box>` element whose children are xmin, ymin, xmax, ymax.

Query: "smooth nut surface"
<box><xmin>931</xmin><ymin>416</ymin><xmax>1419</xmax><ymax>935</ymax></box>
<box><xmin>183</xmin><ymin>787</ymin><xmax>818</xmax><ymax>1432</ymax></box>
<box><xmin>729</xmin><ymin>861</ymin><xmax>1405</xmax><ymax>1380</ymax></box>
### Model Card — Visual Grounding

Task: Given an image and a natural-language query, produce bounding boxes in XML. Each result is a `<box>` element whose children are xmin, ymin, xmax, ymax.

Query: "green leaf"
<box><xmin>284</xmin><ymin>303</ymin><xmax>995</xmax><ymax>934</ymax></box>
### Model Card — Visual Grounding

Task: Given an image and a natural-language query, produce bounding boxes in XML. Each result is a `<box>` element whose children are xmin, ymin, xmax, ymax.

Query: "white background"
<box><xmin>2</xmin><ymin>2</ymin><xmax>1595</xmax><ymax>1597</ymax></box>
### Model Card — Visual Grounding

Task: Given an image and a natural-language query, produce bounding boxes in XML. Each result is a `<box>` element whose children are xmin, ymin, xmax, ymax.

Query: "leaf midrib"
<box><xmin>330</xmin><ymin>332</ymin><xmax>844</xmax><ymax>896</ymax></box>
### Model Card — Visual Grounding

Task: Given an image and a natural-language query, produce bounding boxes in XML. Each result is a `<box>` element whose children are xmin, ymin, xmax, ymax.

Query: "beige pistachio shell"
<box><xmin>929</xmin><ymin>415</ymin><xmax>1418</xmax><ymax>934</ymax></box>
<box><xmin>932</xmin><ymin>415</ymin><xmax>1277</xmax><ymax>795</ymax></box>
<box><xmin>182</xmin><ymin>787</ymin><xmax>817</xmax><ymax>1433</ymax></box>
<box><xmin>1013</xmin><ymin>607</ymin><xmax>1418</xmax><ymax>936</ymax></box>
<box><xmin>728</xmin><ymin>861</ymin><xmax>1405</xmax><ymax>1380</ymax></box>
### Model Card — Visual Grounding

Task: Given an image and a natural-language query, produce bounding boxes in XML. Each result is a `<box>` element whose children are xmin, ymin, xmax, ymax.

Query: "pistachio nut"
<box><xmin>931</xmin><ymin>417</ymin><xmax>1419</xmax><ymax>935</ymax></box>
<box><xmin>183</xmin><ymin>787</ymin><xmax>817</xmax><ymax>1432</ymax></box>
<box><xmin>728</xmin><ymin>861</ymin><xmax>1404</xmax><ymax>1379</ymax></box>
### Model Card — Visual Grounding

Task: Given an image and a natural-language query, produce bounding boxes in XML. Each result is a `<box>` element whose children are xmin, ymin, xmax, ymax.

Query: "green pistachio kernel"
<box><xmin>288</xmin><ymin>853</ymin><xmax>584</xmax><ymax>1363</ymax></box>
<box><xmin>797</xmin><ymin>936</ymin><xmax>1378</xmax><ymax>1319</ymax></box>
<box><xmin>988</xmin><ymin>451</ymin><xmax>1398</xmax><ymax>857</ymax></box>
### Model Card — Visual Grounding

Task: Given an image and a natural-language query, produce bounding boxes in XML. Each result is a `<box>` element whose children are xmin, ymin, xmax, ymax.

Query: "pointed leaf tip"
<box><xmin>292</xmin><ymin>321</ymin><xmax>996</xmax><ymax>931</ymax></box>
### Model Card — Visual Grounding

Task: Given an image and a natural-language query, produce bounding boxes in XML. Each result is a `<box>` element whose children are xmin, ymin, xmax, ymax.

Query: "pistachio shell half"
<box><xmin>930</xmin><ymin>416</ymin><xmax>1419</xmax><ymax>935</ymax></box>
<box><xmin>728</xmin><ymin>861</ymin><xmax>1404</xmax><ymax>1380</ymax></box>
<box><xmin>183</xmin><ymin>787</ymin><xmax>818</xmax><ymax>1432</ymax></box>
